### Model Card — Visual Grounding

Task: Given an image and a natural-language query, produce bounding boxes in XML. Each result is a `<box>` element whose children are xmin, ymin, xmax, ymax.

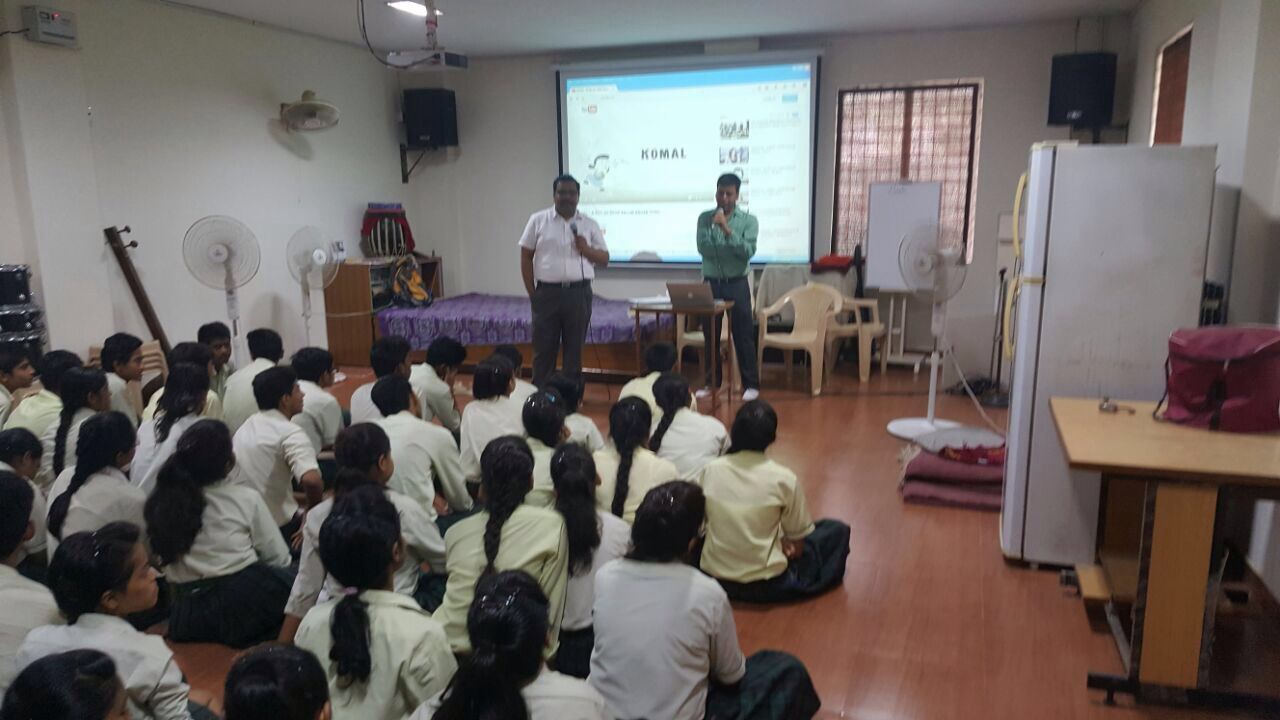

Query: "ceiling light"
<box><xmin>387</xmin><ymin>1</ymin><xmax>442</xmax><ymax>17</ymax></box>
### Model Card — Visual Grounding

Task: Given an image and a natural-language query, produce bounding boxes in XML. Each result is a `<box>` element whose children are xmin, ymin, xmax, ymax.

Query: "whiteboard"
<box><xmin>866</xmin><ymin>182</ymin><xmax>941</xmax><ymax>291</ymax></box>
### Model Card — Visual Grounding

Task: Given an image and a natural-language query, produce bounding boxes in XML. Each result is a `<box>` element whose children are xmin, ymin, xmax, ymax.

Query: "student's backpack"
<box><xmin>1155</xmin><ymin>325</ymin><xmax>1280</xmax><ymax>432</ymax></box>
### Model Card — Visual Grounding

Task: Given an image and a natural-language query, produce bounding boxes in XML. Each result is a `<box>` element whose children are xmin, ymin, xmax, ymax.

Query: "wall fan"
<box><xmin>183</xmin><ymin>215</ymin><xmax>260</xmax><ymax>364</ymax></box>
<box><xmin>280</xmin><ymin>91</ymin><xmax>340</xmax><ymax>131</ymax></box>
<box><xmin>286</xmin><ymin>227</ymin><xmax>341</xmax><ymax>345</ymax></box>
<box><xmin>886</xmin><ymin>226</ymin><xmax>968</xmax><ymax>441</ymax></box>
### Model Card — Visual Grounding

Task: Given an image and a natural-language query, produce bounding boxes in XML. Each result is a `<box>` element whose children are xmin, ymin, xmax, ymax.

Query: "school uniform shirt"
<box><xmin>518</xmin><ymin>207</ymin><xmax>608</xmax><ymax>284</ymax></box>
<box><xmin>45</xmin><ymin>466</ymin><xmax>145</xmax><ymax>559</ymax></box>
<box><xmin>591</xmin><ymin>446</ymin><xmax>679</xmax><ymax>524</ymax></box>
<box><xmin>458</xmin><ymin>396</ymin><xmax>525</xmax><ymax>481</ymax></box>
<box><xmin>3</xmin><ymin>389</ymin><xmax>61</xmax><ymax>440</ymax></box>
<box><xmin>697</xmin><ymin>451</ymin><xmax>816</xmax><ymax>583</ymax></box>
<box><xmin>0</xmin><ymin>565</ymin><xmax>62</xmax><ymax>694</ymax></box>
<box><xmin>589</xmin><ymin>559</ymin><xmax>746</xmax><ymax>720</ymax></box>
<box><xmin>413</xmin><ymin>668</ymin><xmax>611</xmax><ymax>720</ymax></box>
<box><xmin>211</xmin><ymin>363</ymin><xmax>232</xmax><ymax>401</ymax></box>
<box><xmin>525</xmin><ymin>437</ymin><xmax>557</xmax><ymax>508</ymax></box>
<box><xmin>295</xmin><ymin>589</ymin><xmax>457</xmax><ymax>720</ymax></box>
<box><xmin>141</xmin><ymin>389</ymin><xmax>222</xmax><ymax>424</ymax></box>
<box><xmin>221</xmin><ymin>358</ymin><xmax>276</xmax><ymax>435</ymax></box>
<box><xmin>511</xmin><ymin>378</ymin><xmax>538</xmax><ymax>406</ymax></box>
<box><xmin>0</xmin><ymin>384</ymin><xmax>12</xmax><ymax>427</ymax></box>
<box><xmin>654</xmin><ymin>408</ymin><xmax>729</xmax><ymax>480</ymax></box>
<box><xmin>230</xmin><ymin>410</ymin><xmax>320</xmax><ymax>527</ymax></box>
<box><xmin>17</xmin><ymin>613</ymin><xmax>195</xmax><ymax>720</ymax></box>
<box><xmin>36</xmin><ymin>407</ymin><xmax>97</xmax><ymax>491</ymax></box>
<box><xmin>618</xmin><ymin>372</ymin><xmax>698</xmax><ymax>419</ymax></box>
<box><xmin>0</xmin><ymin>461</ymin><xmax>47</xmax><ymax>565</ymax></box>
<box><xmin>108</xmin><ymin>372</ymin><xmax>140</xmax><ymax>427</ymax></box>
<box><xmin>565</xmin><ymin>412</ymin><xmax>605</xmax><ymax>452</ymax></box>
<box><xmin>434</xmin><ymin>505</ymin><xmax>569</xmax><ymax>655</ymax></box>
<box><xmin>284</xmin><ymin>490</ymin><xmax>446</xmax><ymax>620</ymax></box>
<box><xmin>162</xmin><ymin>480</ymin><xmax>291</xmax><ymax>584</ymax></box>
<box><xmin>562</xmin><ymin>510</ymin><xmax>630</xmax><ymax>632</ymax></box>
<box><xmin>348</xmin><ymin>381</ymin><xmax>382</xmax><ymax>424</ymax></box>
<box><xmin>294</xmin><ymin>380</ymin><xmax>344</xmax><ymax>452</ymax></box>
<box><xmin>132</xmin><ymin>414</ymin><xmax>202</xmax><ymax>497</ymax></box>
<box><xmin>378</xmin><ymin>411</ymin><xmax>471</xmax><ymax>516</ymax></box>
<box><xmin>408</xmin><ymin>364</ymin><xmax>460</xmax><ymax>431</ymax></box>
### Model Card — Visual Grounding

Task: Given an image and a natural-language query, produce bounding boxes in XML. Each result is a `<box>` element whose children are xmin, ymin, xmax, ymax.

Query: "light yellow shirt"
<box><xmin>618</xmin><ymin>372</ymin><xmax>697</xmax><ymax>418</ymax></box>
<box><xmin>378</xmin><ymin>412</ymin><xmax>471</xmax><ymax>516</ymax></box>
<box><xmin>525</xmin><ymin>437</ymin><xmax>557</xmax><ymax>508</ymax></box>
<box><xmin>697</xmin><ymin>451</ymin><xmax>816</xmax><ymax>583</ymax></box>
<box><xmin>654</xmin><ymin>408</ymin><xmax>729</xmax><ymax>480</ymax></box>
<box><xmin>592</xmin><ymin>446</ymin><xmax>679</xmax><ymax>524</ymax></box>
<box><xmin>435</xmin><ymin>506</ymin><xmax>569</xmax><ymax>655</ymax></box>
<box><xmin>221</xmin><ymin>358</ymin><xmax>276</xmax><ymax>434</ymax></box>
<box><xmin>141</xmin><ymin>389</ymin><xmax>222</xmax><ymax>424</ymax></box>
<box><xmin>409</xmin><ymin>364</ymin><xmax>461</xmax><ymax>432</ymax></box>
<box><xmin>230</xmin><ymin>410</ymin><xmax>320</xmax><ymax>526</ymax></box>
<box><xmin>211</xmin><ymin>363</ymin><xmax>232</xmax><ymax>401</ymax></box>
<box><xmin>107</xmin><ymin>372</ymin><xmax>140</xmax><ymax>427</ymax></box>
<box><xmin>294</xmin><ymin>380</ymin><xmax>344</xmax><ymax>452</ymax></box>
<box><xmin>565</xmin><ymin>413</ymin><xmax>605</xmax><ymax>452</ymax></box>
<box><xmin>414</xmin><ymin>669</ymin><xmax>611</xmax><ymax>720</ymax></box>
<box><xmin>37</xmin><ymin>407</ymin><xmax>96</xmax><ymax>491</ymax></box>
<box><xmin>296</xmin><ymin>590</ymin><xmax>457</xmax><ymax>720</ymax></box>
<box><xmin>458</xmin><ymin>396</ymin><xmax>525</xmax><ymax>481</ymax></box>
<box><xmin>46</xmin><ymin>466</ymin><xmax>146</xmax><ymax>559</ymax></box>
<box><xmin>0</xmin><ymin>565</ymin><xmax>62</xmax><ymax>694</ymax></box>
<box><xmin>3</xmin><ymin>389</ymin><xmax>60</xmax><ymax>438</ymax></box>
<box><xmin>161</xmin><ymin>480</ymin><xmax>291</xmax><ymax>585</ymax></box>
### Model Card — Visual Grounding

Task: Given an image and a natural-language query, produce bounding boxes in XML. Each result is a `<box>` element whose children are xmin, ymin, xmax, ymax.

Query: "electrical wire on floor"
<box><xmin>942</xmin><ymin>337</ymin><xmax>1007</xmax><ymax>436</ymax></box>
<box><xmin>590</xmin><ymin>342</ymin><xmax>615</xmax><ymax>405</ymax></box>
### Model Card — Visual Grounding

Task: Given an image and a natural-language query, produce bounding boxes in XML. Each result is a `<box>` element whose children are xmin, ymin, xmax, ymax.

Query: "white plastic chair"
<box><xmin>825</xmin><ymin>296</ymin><xmax>888</xmax><ymax>383</ymax></box>
<box><xmin>756</xmin><ymin>283</ymin><xmax>840</xmax><ymax>396</ymax></box>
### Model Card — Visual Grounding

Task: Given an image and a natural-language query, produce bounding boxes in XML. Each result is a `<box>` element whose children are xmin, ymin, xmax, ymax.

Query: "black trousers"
<box><xmin>704</xmin><ymin>276</ymin><xmax>759</xmax><ymax>389</ymax></box>
<box><xmin>705</xmin><ymin>650</ymin><xmax>821</xmax><ymax>720</ymax></box>
<box><xmin>531</xmin><ymin>282</ymin><xmax>593</xmax><ymax>385</ymax></box>
<box><xmin>716</xmin><ymin>519</ymin><xmax>851</xmax><ymax>604</ymax></box>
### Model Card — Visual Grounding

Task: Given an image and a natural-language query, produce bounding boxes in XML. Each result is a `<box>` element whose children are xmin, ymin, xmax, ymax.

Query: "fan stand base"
<box><xmin>886</xmin><ymin>417</ymin><xmax>962</xmax><ymax>441</ymax></box>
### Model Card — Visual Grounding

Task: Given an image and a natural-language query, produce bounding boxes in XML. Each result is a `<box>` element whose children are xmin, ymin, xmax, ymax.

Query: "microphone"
<box><xmin>570</xmin><ymin>222</ymin><xmax>579</xmax><ymax>236</ymax></box>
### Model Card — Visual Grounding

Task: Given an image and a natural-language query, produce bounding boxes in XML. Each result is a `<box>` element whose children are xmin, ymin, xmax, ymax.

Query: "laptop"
<box><xmin>667</xmin><ymin>282</ymin><xmax>716</xmax><ymax>311</ymax></box>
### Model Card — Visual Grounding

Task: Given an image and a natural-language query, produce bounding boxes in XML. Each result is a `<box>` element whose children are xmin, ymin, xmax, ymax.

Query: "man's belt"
<box><xmin>537</xmin><ymin>279</ymin><xmax>592</xmax><ymax>289</ymax></box>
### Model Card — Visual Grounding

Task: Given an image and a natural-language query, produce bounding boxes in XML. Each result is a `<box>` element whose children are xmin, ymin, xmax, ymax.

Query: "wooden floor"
<box><xmin>170</xmin><ymin>363</ymin><xmax>1272</xmax><ymax>719</ymax></box>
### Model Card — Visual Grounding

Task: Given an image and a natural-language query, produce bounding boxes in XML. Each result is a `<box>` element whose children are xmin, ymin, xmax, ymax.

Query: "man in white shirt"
<box><xmin>350</xmin><ymin>335</ymin><xmax>412</xmax><ymax>424</ymax></box>
<box><xmin>100</xmin><ymin>332</ymin><xmax>143</xmax><ymax>427</ymax></box>
<box><xmin>198</xmin><ymin>321</ymin><xmax>235</xmax><ymax>401</ymax></box>
<box><xmin>290</xmin><ymin>347</ymin><xmax>344</xmax><ymax>452</ymax></box>
<box><xmin>231</xmin><ymin>366</ymin><xmax>323</xmax><ymax>542</ymax></box>
<box><xmin>409</xmin><ymin>336</ymin><xmax>466</xmax><ymax>433</ymax></box>
<box><xmin>0</xmin><ymin>347</ymin><xmax>36</xmax><ymax>429</ymax></box>
<box><xmin>222</xmin><ymin>328</ymin><xmax>284</xmax><ymax>434</ymax></box>
<box><xmin>373</xmin><ymin>376</ymin><xmax>472</xmax><ymax>517</ymax></box>
<box><xmin>0</xmin><ymin>474</ymin><xmax>61</xmax><ymax>693</ymax></box>
<box><xmin>519</xmin><ymin>174</ymin><xmax>610</xmax><ymax>386</ymax></box>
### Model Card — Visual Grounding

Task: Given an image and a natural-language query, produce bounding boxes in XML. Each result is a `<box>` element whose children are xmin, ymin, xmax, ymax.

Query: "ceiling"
<box><xmin>169</xmin><ymin>0</ymin><xmax>1137</xmax><ymax>57</ymax></box>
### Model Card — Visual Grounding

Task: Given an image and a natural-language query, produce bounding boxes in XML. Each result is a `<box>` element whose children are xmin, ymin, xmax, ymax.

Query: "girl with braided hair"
<box><xmin>649</xmin><ymin>372</ymin><xmax>729</xmax><ymax>480</ymax></box>
<box><xmin>521</xmin><ymin>389</ymin><xmax>568</xmax><ymax>508</ymax></box>
<box><xmin>37</xmin><ymin>367</ymin><xmax>109</xmax><ymax>491</ymax></box>
<box><xmin>432</xmin><ymin>435</ymin><xmax>569</xmax><ymax>657</ymax></box>
<box><xmin>592</xmin><ymin>397</ymin><xmax>677</xmax><ymax>523</ymax></box>
<box><xmin>45</xmin><ymin>412</ymin><xmax>141</xmax><ymax>559</ymax></box>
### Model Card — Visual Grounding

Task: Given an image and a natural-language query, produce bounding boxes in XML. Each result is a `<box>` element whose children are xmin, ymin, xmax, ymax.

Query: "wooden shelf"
<box><xmin>323</xmin><ymin>254</ymin><xmax>443</xmax><ymax>366</ymax></box>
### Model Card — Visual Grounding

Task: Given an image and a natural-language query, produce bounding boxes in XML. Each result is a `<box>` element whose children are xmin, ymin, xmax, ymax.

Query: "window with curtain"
<box><xmin>832</xmin><ymin>82</ymin><xmax>982</xmax><ymax>261</ymax></box>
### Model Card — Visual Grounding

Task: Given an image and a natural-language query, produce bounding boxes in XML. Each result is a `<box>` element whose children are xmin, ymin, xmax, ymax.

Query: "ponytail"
<box><xmin>52</xmin><ymin>368</ymin><xmax>107</xmax><ymax>477</ymax></box>
<box><xmin>145</xmin><ymin>420</ymin><xmax>232</xmax><ymax>565</ymax></box>
<box><xmin>648</xmin><ymin>372</ymin><xmax>689</xmax><ymax>453</ymax></box>
<box><xmin>550</xmin><ymin>443</ymin><xmax>601</xmax><ymax>576</ymax></box>
<box><xmin>155</xmin><ymin>363</ymin><xmax>210</xmax><ymax>443</ymax></box>
<box><xmin>479</xmin><ymin>436</ymin><xmax>534</xmax><ymax>575</ymax></box>
<box><xmin>607</xmin><ymin>397</ymin><xmax>651</xmax><ymax>518</ymax></box>
<box><xmin>48</xmin><ymin>412</ymin><xmax>136</xmax><ymax>541</ymax></box>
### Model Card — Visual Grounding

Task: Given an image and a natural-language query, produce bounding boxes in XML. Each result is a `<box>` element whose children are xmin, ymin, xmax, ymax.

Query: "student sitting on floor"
<box><xmin>458</xmin><ymin>357</ymin><xmax>524</xmax><ymax>482</ymax></box>
<box><xmin>0</xmin><ymin>429</ymin><xmax>49</xmax><ymax>580</ymax></box>
<box><xmin>544</xmin><ymin>372</ymin><xmax>605</xmax><ymax>452</ymax></box>
<box><xmin>3</xmin><ymin>350</ymin><xmax>81</xmax><ymax>438</ymax></box>
<box><xmin>197</xmin><ymin>322</ymin><xmax>234</xmax><ymax>402</ymax></box>
<box><xmin>350</xmin><ymin>336</ymin><xmax>412</xmax><ymax>424</ymax></box>
<box><xmin>433</xmin><ymin>436</ymin><xmax>569</xmax><ymax>656</ymax></box>
<box><xmin>0</xmin><ymin>347</ymin><xmax>36</xmax><ymax>431</ymax></box>
<box><xmin>650</xmin><ymin>372</ymin><xmax>729</xmax><ymax>480</ymax></box>
<box><xmin>132</xmin><ymin>364</ymin><xmax>211</xmax><ymax>496</ymax></box>
<box><xmin>38</xmin><ymin>368</ymin><xmax>109</xmax><ymax>491</ymax></box>
<box><xmin>2</xmin><ymin>649</ymin><xmax>127</xmax><ymax>720</ymax></box>
<box><xmin>0</xmin><ymin>473</ymin><xmax>62</xmax><ymax>695</ymax></box>
<box><xmin>291</xmin><ymin>347</ymin><xmax>344</xmax><ymax>453</ymax></box>
<box><xmin>231</xmin><ymin>367</ymin><xmax>323</xmax><ymax>544</ymax></box>
<box><xmin>223</xmin><ymin>328</ymin><xmax>284</xmax><ymax>434</ymax></box>
<box><xmin>619</xmin><ymin>342</ymin><xmax>693</xmax><ymax>417</ymax></box>
<box><xmin>589</xmin><ymin>481</ymin><xmax>821</xmax><ymax>720</ymax></box>
<box><xmin>100</xmin><ymin>333</ymin><xmax>144</xmax><ymax>428</ymax></box>
<box><xmin>281</xmin><ymin>423</ymin><xmax>445</xmax><ymax>644</ymax></box>
<box><xmin>373</xmin><ymin>376</ymin><xmax>471</xmax><ymax>518</ymax></box>
<box><xmin>548</xmin><ymin>444</ymin><xmax>629</xmax><ymax>680</ymax></box>
<box><xmin>410</xmin><ymin>336</ymin><xmax>466</xmax><ymax>433</ymax></box>
<box><xmin>416</xmin><ymin>570</ymin><xmax>610</xmax><ymax>720</ymax></box>
<box><xmin>494</xmin><ymin>345</ymin><xmax>538</xmax><ymax>405</ymax></box>
<box><xmin>522</xmin><ymin>389</ymin><xmax>569</xmax><ymax>508</ymax></box>
<box><xmin>223</xmin><ymin>644</ymin><xmax>330</xmax><ymax>720</ymax></box>
<box><xmin>295</xmin><ymin>487</ymin><xmax>457</xmax><ymax>720</ymax></box>
<box><xmin>141</xmin><ymin>343</ymin><xmax>223</xmax><ymax>424</ymax></box>
<box><xmin>18</xmin><ymin>522</ymin><xmax>218</xmax><ymax>720</ymax></box>
<box><xmin>593</xmin><ymin>397</ymin><xmax>678</xmax><ymax>523</ymax></box>
<box><xmin>45</xmin><ymin>412</ymin><xmax>141</xmax><ymax>558</ymax></box>
<box><xmin>145</xmin><ymin>420</ymin><xmax>293</xmax><ymax>647</ymax></box>
<box><xmin>698</xmin><ymin>400</ymin><xmax>851</xmax><ymax>604</ymax></box>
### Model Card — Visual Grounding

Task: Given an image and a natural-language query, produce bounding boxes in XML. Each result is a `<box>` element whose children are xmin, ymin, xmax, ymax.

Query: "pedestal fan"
<box><xmin>183</xmin><ymin>216</ymin><xmax>260</xmax><ymax>365</ymax></box>
<box><xmin>286</xmin><ymin>226</ymin><xmax>341</xmax><ymax>345</ymax></box>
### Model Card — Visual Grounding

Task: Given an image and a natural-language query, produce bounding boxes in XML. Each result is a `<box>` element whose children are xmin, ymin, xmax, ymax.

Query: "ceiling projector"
<box><xmin>386</xmin><ymin>49</ymin><xmax>469</xmax><ymax>70</ymax></box>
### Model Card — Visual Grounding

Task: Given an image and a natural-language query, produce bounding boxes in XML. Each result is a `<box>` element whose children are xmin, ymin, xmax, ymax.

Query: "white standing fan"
<box><xmin>887</xmin><ymin>227</ymin><xmax>968</xmax><ymax>441</ymax></box>
<box><xmin>183</xmin><ymin>216</ymin><xmax>261</xmax><ymax>364</ymax></box>
<box><xmin>286</xmin><ymin>226</ymin><xmax>341</xmax><ymax>344</ymax></box>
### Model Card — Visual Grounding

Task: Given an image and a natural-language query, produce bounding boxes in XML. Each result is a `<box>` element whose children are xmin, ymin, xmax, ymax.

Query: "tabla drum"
<box><xmin>0</xmin><ymin>330</ymin><xmax>44</xmax><ymax>366</ymax></box>
<box><xmin>0</xmin><ymin>265</ymin><xmax>31</xmax><ymax>305</ymax></box>
<box><xmin>0</xmin><ymin>305</ymin><xmax>42</xmax><ymax>333</ymax></box>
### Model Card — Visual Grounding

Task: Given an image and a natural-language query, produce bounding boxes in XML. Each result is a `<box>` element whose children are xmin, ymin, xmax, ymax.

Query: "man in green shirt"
<box><xmin>695</xmin><ymin>173</ymin><xmax>759</xmax><ymax>400</ymax></box>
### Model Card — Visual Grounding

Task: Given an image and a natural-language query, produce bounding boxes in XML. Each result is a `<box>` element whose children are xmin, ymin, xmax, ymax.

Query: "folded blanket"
<box><xmin>901</xmin><ymin>480</ymin><xmax>1002</xmax><ymax>511</ymax></box>
<box><xmin>903</xmin><ymin>449</ymin><xmax>1004</xmax><ymax>485</ymax></box>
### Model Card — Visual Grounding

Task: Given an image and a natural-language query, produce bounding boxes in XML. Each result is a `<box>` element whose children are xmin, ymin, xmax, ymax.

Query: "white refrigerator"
<box><xmin>999</xmin><ymin>144</ymin><xmax>1216</xmax><ymax>566</ymax></box>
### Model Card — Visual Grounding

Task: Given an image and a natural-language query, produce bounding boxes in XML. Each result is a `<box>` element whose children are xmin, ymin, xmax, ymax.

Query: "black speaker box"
<box><xmin>403</xmin><ymin>88</ymin><xmax>458</xmax><ymax>149</ymax></box>
<box><xmin>1048</xmin><ymin>52</ymin><xmax>1116</xmax><ymax>128</ymax></box>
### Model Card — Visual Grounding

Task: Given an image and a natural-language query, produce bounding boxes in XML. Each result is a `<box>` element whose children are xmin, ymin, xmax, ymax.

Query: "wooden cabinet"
<box><xmin>323</xmin><ymin>255</ymin><xmax>443</xmax><ymax>367</ymax></box>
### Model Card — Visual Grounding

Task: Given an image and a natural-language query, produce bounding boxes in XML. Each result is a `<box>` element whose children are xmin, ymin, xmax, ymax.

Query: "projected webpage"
<box><xmin>562</xmin><ymin>63</ymin><xmax>814</xmax><ymax>264</ymax></box>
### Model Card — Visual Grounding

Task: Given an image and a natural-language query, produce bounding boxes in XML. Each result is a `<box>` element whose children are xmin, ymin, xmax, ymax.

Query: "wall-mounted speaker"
<box><xmin>1048</xmin><ymin>52</ymin><xmax>1116</xmax><ymax>129</ymax></box>
<box><xmin>403</xmin><ymin>89</ymin><xmax>458</xmax><ymax>149</ymax></box>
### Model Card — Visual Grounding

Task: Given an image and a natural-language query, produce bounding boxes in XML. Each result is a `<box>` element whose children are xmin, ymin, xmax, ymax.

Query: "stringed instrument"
<box><xmin>104</xmin><ymin>225</ymin><xmax>171</xmax><ymax>357</ymax></box>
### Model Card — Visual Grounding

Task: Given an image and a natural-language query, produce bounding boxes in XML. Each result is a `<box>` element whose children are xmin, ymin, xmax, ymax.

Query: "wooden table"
<box><xmin>1049</xmin><ymin>396</ymin><xmax>1280</xmax><ymax>711</ymax></box>
<box><xmin>631</xmin><ymin>300</ymin><xmax>736</xmax><ymax>412</ymax></box>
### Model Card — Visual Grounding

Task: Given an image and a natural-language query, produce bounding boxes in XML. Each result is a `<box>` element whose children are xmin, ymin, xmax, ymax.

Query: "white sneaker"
<box><xmin>742</xmin><ymin>389</ymin><xmax>760</xmax><ymax>401</ymax></box>
<box><xmin>695</xmin><ymin>387</ymin><xmax>714</xmax><ymax>399</ymax></box>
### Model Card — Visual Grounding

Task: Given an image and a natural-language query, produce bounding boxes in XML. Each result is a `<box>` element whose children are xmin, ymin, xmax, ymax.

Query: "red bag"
<box><xmin>1157</xmin><ymin>325</ymin><xmax>1280</xmax><ymax>432</ymax></box>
